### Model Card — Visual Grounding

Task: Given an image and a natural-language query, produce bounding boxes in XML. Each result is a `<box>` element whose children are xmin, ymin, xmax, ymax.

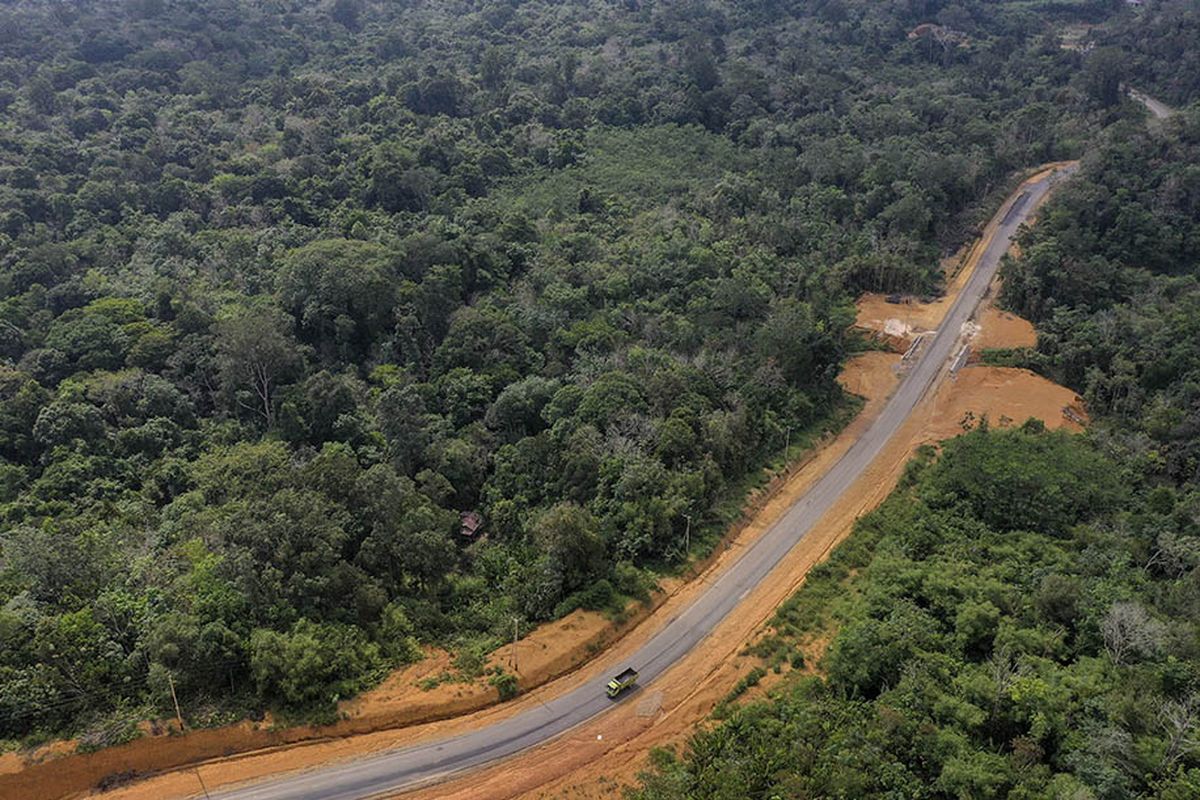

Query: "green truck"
<box><xmin>606</xmin><ymin>667</ymin><xmax>638</xmax><ymax>698</ymax></box>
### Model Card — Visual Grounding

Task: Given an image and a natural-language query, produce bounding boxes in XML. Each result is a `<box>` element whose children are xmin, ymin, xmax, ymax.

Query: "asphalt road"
<box><xmin>208</xmin><ymin>165</ymin><xmax>1075</xmax><ymax>800</ymax></box>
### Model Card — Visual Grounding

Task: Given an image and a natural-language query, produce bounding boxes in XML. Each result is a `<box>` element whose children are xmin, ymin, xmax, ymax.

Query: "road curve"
<box><xmin>207</xmin><ymin>165</ymin><xmax>1076</xmax><ymax>800</ymax></box>
<box><xmin>1128</xmin><ymin>87</ymin><xmax>1174</xmax><ymax>120</ymax></box>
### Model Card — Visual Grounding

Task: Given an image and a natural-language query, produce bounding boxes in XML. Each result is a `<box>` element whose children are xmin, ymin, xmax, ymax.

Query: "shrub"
<box><xmin>249</xmin><ymin>620</ymin><xmax>384</xmax><ymax>710</ymax></box>
<box><xmin>489</xmin><ymin>670</ymin><xmax>519</xmax><ymax>701</ymax></box>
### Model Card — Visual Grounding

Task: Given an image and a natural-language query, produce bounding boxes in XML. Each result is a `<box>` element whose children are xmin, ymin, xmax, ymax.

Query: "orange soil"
<box><xmin>838</xmin><ymin>351</ymin><xmax>901</xmax><ymax>401</ymax></box>
<box><xmin>855</xmin><ymin>162</ymin><xmax>1069</xmax><ymax>354</ymax></box>
<box><xmin>973</xmin><ymin>304</ymin><xmax>1036</xmax><ymax>351</ymax></box>
<box><xmin>854</xmin><ymin>245</ymin><xmax>975</xmax><ymax>349</ymax></box>
<box><xmin>856</xmin><ymin>295</ymin><xmax>944</xmax><ymax>348</ymax></box>
<box><xmin>857</xmin><ymin>273</ymin><xmax>1038</xmax><ymax>355</ymax></box>
<box><xmin>343</xmin><ymin>602</ymin><xmax>650</xmax><ymax>723</ymax></box>
<box><xmin>5</xmin><ymin>163</ymin><xmax>1081</xmax><ymax>800</ymax></box>
<box><xmin>925</xmin><ymin>366</ymin><xmax>1085</xmax><ymax>441</ymax></box>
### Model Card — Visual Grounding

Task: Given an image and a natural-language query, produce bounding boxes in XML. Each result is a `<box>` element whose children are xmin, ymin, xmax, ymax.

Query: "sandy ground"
<box><xmin>857</xmin><ymin>278</ymin><xmax>1038</xmax><ymax>354</ymax></box>
<box><xmin>973</xmin><ymin>304</ymin><xmax>1036</xmax><ymax>351</ymax></box>
<box><xmin>4</xmin><ymin>164</ymin><xmax>1083</xmax><ymax>800</ymax></box>
<box><xmin>925</xmin><ymin>366</ymin><xmax>1084</xmax><ymax>441</ymax></box>
<box><xmin>855</xmin><ymin>248</ymin><xmax>973</xmax><ymax>351</ymax></box>
<box><xmin>856</xmin><ymin>162</ymin><xmax>1068</xmax><ymax>354</ymax></box>
<box><xmin>857</xmin><ymin>290</ymin><xmax>1037</xmax><ymax>354</ymax></box>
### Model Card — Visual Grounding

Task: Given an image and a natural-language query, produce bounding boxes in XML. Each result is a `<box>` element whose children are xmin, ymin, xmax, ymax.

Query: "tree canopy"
<box><xmin>0</xmin><ymin>0</ymin><xmax>1159</xmax><ymax>749</ymax></box>
<box><xmin>631</xmin><ymin>428</ymin><xmax>1200</xmax><ymax>800</ymax></box>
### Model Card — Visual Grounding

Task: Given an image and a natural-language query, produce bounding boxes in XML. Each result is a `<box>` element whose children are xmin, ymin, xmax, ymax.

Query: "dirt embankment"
<box><xmin>0</xmin><ymin>601</ymin><xmax>669</xmax><ymax>800</ymax></box>
<box><xmin>973</xmin><ymin>305</ymin><xmax>1036</xmax><ymax>351</ymax></box>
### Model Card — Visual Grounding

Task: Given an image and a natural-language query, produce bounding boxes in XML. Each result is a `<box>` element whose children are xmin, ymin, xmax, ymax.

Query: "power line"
<box><xmin>0</xmin><ymin>655</ymin><xmax>250</xmax><ymax>725</ymax></box>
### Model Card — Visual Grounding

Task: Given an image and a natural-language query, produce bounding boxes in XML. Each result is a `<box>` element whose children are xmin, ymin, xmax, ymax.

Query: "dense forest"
<box><xmin>631</xmin><ymin>427</ymin><xmax>1200</xmax><ymax>799</ymax></box>
<box><xmin>1001</xmin><ymin>106</ymin><xmax>1200</xmax><ymax>489</ymax></box>
<box><xmin>630</xmin><ymin>5</ymin><xmax>1200</xmax><ymax>799</ymax></box>
<box><xmin>1099</xmin><ymin>0</ymin><xmax>1200</xmax><ymax>106</ymax></box>
<box><xmin>0</xmin><ymin>0</ymin><xmax>1142</xmax><ymax>748</ymax></box>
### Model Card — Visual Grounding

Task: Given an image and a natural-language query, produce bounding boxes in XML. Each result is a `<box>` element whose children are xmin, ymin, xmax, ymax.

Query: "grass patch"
<box><xmin>492</xmin><ymin>124</ymin><xmax>751</xmax><ymax>216</ymax></box>
<box><xmin>488</xmin><ymin>669</ymin><xmax>520</xmax><ymax>701</ymax></box>
<box><xmin>978</xmin><ymin>346</ymin><xmax>1038</xmax><ymax>368</ymax></box>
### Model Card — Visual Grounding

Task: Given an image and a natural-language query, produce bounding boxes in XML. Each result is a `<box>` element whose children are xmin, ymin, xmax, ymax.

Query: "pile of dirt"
<box><xmin>926</xmin><ymin>366</ymin><xmax>1086</xmax><ymax>441</ymax></box>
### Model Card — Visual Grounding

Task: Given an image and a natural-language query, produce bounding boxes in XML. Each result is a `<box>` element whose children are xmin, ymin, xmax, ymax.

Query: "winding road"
<box><xmin>206</xmin><ymin>164</ymin><xmax>1076</xmax><ymax>800</ymax></box>
<box><xmin>1128</xmin><ymin>87</ymin><xmax>1174</xmax><ymax>120</ymax></box>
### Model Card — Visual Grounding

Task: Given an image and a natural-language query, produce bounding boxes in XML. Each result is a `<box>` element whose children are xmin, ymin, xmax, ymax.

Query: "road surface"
<box><xmin>1128</xmin><ymin>87</ymin><xmax>1174</xmax><ymax>120</ymax></box>
<box><xmin>206</xmin><ymin>165</ymin><xmax>1075</xmax><ymax>800</ymax></box>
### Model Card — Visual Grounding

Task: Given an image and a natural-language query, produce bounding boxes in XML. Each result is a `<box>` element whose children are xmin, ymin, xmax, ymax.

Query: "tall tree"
<box><xmin>214</xmin><ymin>307</ymin><xmax>300</xmax><ymax>429</ymax></box>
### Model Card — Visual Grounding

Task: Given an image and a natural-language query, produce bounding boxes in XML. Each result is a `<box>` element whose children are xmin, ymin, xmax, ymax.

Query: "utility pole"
<box><xmin>683</xmin><ymin>513</ymin><xmax>692</xmax><ymax>554</ymax></box>
<box><xmin>167</xmin><ymin>671</ymin><xmax>184</xmax><ymax>732</ymax></box>
<box><xmin>193</xmin><ymin>768</ymin><xmax>212</xmax><ymax>800</ymax></box>
<box><xmin>511</xmin><ymin>617</ymin><xmax>519</xmax><ymax>674</ymax></box>
<box><xmin>784</xmin><ymin>424</ymin><xmax>792</xmax><ymax>458</ymax></box>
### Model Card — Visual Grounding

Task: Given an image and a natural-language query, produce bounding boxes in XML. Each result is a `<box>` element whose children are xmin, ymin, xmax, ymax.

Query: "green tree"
<box><xmin>249</xmin><ymin>619</ymin><xmax>383</xmax><ymax>708</ymax></box>
<box><xmin>278</xmin><ymin>239</ymin><xmax>398</xmax><ymax>361</ymax></box>
<box><xmin>1081</xmin><ymin>47</ymin><xmax>1126</xmax><ymax>108</ymax></box>
<box><xmin>214</xmin><ymin>306</ymin><xmax>301</xmax><ymax>428</ymax></box>
<box><xmin>920</xmin><ymin>428</ymin><xmax>1125</xmax><ymax>535</ymax></box>
<box><xmin>531</xmin><ymin>502</ymin><xmax>606</xmax><ymax>595</ymax></box>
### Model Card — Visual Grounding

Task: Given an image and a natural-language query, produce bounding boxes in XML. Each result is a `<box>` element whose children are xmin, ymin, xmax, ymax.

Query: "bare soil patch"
<box><xmin>925</xmin><ymin>366</ymin><xmax>1086</xmax><ymax>441</ymax></box>
<box><xmin>974</xmin><ymin>305</ymin><xmax>1036</xmax><ymax>351</ymax></box>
